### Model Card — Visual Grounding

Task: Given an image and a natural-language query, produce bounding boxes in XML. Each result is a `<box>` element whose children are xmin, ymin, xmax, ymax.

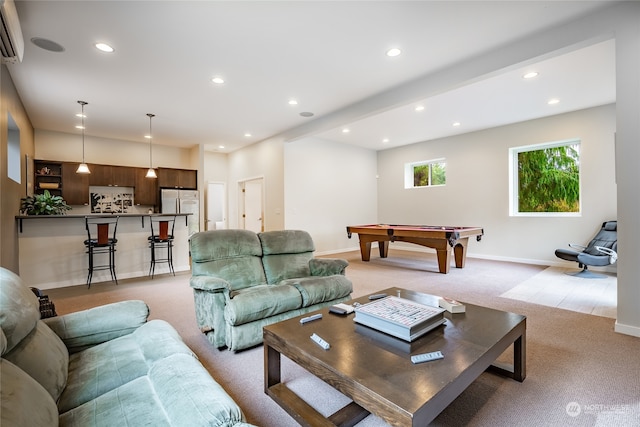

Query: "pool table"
<box><xmin>346</xmin><ymin>224</ymin><xmax>484</xmax><ymax>274</ymax></box>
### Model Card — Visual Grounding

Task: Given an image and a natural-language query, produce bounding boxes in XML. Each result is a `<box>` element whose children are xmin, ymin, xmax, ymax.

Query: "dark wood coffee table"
<box><xmin>264</xmin><ymin>288</ymin><xmax>526</xmax><ymax>427</ymax></box>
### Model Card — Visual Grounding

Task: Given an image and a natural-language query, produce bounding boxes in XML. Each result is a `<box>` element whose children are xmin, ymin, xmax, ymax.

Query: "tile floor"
<box><xmin>500</xmin><ymin>266</ymin><xmax>617</xmax><ymax>318</ymax></box>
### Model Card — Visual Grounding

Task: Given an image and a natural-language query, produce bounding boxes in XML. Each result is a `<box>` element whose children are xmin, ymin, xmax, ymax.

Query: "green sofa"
<box><xmin>0</xmin><ymin>267</ymin><xmax>254</xmax><ymax>427</ymax></box>
<box><xmin>190</xmin><ymin>229</ymin><xmax>353</xmax><ymax>351</ymax></box>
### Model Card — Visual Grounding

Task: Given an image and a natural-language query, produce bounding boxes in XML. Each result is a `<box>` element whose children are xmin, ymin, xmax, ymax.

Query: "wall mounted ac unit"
<box><xmin>0</xmin><ymin>0</ymin><xmax>24</xmax><ymax>64</ymax></box>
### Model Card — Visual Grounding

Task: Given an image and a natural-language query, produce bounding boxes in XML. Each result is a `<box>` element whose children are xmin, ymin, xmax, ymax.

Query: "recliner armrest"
<box><xmin>309</xmin><ymin>258</ymin><xmax>349</xmax><ymax>276</ymax></box>
<box><xmin>190</xmin><ymin>275</ymin><xmax>232</xmax><ymax>292</ymax></box>
<box><xmin>595</xmin><ymin>246</ymin><xmax>618</xmax><ymax>264</ymax></box>
<box><xmin>43</xmin><ymin>300</ymin><xmax>149</xmax><ymax>353</ymax></box>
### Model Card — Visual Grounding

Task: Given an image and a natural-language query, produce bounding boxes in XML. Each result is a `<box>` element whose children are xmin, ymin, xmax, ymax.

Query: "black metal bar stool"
<box><xmin>148</xmin><ymin>215</ymin><xmax>176</xmax><ymax>278</ymax></box>
<box><xmin>84</xmin><ymin>216</ymin><xmax>119</xmax><ymax>288</ymax></box>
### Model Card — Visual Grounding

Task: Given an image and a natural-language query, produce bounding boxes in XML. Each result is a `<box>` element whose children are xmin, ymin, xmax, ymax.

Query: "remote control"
<box><xmin>300</xmin><ymin>313</ymin><xmax>322</xmax><ymax>324</ymax></box>
<box><xmin>368</xmin><ymin>293</ymin><xmax>387</xmax><ymax>300</ymax></box>
<box><xmin>310</xmin><ymin>333</ymin><xmax>330</xmax><ymax>350</ymax></box>
<box><xmin>411</xmin><ymin>351</ymin><xmax>444</xmax><ymax>364</ymax></box>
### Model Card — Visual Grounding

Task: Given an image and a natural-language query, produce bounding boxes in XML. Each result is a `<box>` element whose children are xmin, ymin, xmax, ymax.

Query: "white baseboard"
<box><xmin>615</xmin><ymin>321</ymin><xmax>640</xmax><ymax>338</ymax></box>
<box><xmin>316</xmin><ymin>245</ymin><xmax>618</xmax><ymax>274</ymax></box>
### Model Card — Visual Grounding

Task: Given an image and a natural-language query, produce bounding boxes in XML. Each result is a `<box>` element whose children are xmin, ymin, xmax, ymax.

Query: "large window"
<box><xmin>510</xmin><ymin>139</ymin><xmax>580</xmax><ymax>216</ymax></box>
<box><xmin>405</xmin><ymin>159</ymin><xmax>446</xmax><ymax>189</ymax></box>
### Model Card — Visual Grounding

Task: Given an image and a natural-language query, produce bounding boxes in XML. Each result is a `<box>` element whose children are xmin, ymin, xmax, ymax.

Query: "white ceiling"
<box><xmin>7</xmin><ymin>1</ymin><xmax>617</xmax><ymax>153</ymax></box>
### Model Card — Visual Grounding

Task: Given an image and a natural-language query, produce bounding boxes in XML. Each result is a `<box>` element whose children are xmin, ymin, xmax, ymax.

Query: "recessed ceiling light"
<box><xmin>386</xmin><ymin>48</ymin><xmax>402</xmax><ymax>57</ymax></box>
<box><xmin>75</xmin><ymin>113</ymin><xmax>86</xmax><ymax>118</ymax></box>
<box><xmin>548</xmin><ymin>98</ymin><xmax>560</xmax><ymax>105</ymax></box>
<box><xmin>382</xmin><ymin>138</ymin><xmax>389</xmax><ymax>143</ymax></box>
<box><xmin>288</xmin><ymin>99</ymin><xmax>298</xmax><ymax>105</ymax></box>
<box><xmin>75</xmin><ymin>125</ymin><xmax>85</xmax><ymax>130</ymax></box>
<box><xmin>144</xmin><ymin>135</ymin><xmax>151</xmax><ymax>139</ymax></box>
<box><xmin>218</xmin><ymin>145</ymin><xmax>225</xmax><ymax>149</ymax></box>
<box><xmin>95</xmin><ymin>43</ymin><xmax>114</xmax><ymax>53</ymax></box>
<box><xmin>342</xmin><ymin>128</ymin><xmax>350</xmax><ymax>134</ymax></box>
<box><xmin>523</xmin><ymin>71</ymin><xmax>539</xmax><ymax>79</ymax></box>
<box><xmin>452</xmin><ymin>122</ymin><xmax>461</xmax><ymax>127</ymax></box>
<box><xmin>212</xmin><ymin>77</ymin><xmax>225</xmax><ymax>84</ymax></box>
<box><xmin>415</xmin><ymin>105</ymin><xmax>425</xmax><ymax>112</ymax></box>
<box><xmin>244</xmin><ymin>133</ymin><xmax>252</xmax><ymax>137</ymax></box>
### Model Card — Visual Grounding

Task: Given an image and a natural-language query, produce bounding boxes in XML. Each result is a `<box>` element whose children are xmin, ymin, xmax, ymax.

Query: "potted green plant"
<box><xmin>20</xmin><ymin>190</ymin><xmax>72</xmax><ymax>215</ymax></box>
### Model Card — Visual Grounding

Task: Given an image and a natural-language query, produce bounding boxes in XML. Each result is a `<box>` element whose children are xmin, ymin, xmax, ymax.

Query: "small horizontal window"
<box><xmin>405</xmin><ymin>159</ymin><xmax>446</xmax><ymax>189</ymax></box>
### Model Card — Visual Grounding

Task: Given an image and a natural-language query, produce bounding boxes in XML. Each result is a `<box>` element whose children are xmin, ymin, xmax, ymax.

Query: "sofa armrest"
<box><xmin>190</xmin><ymin>276</ymin><xmax>232</xmax><ymax>292</ymax></box>
<box><xmin>42</xmin><ymin>300</ymin><xmax>149</xmax><ymax>354</ymax></box>
<box><xmin>309</xmin><ymin>258</ymin><xmax>349</xmax><ymax>276</ymax></box>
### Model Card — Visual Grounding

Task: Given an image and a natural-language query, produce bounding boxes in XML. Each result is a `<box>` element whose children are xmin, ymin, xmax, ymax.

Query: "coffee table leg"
<box><xmin>264</xmin><ymin>341</ymin><xmax>370</xmax><ymax>427</ymax></box>
<box><xmin>486</xmin><ymin>327</ymin><xmax>526</xmax><ymax>382</ymax></box>
<box><xmin>513</xmin><ymin>331</ymin><xmax>526</xmax><ymax>382</ymax></box>
<box><xmin>265</xmin><ymin>343</ymin><xmax>281</xmax><ymax>391</ymax></box>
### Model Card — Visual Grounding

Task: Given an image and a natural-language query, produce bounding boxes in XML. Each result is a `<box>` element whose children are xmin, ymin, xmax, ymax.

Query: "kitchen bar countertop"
<box><xmin>16</xmin><ymin>213</ymin><xmax>192</xmax><ymax>232</ymax></box>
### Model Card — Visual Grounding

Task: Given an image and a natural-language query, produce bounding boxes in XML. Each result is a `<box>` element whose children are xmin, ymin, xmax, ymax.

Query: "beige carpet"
<box><xmin>43</xmin><ymin>250</ymin><xmax>640</xmax><ymax>426</ymax></box>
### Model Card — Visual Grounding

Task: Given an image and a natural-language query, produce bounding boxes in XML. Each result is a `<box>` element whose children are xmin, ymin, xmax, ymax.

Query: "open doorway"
<box><xmin>206</xmin><ymin>181</ymin><xmax>226</xmax><ymax>230</ymax></box>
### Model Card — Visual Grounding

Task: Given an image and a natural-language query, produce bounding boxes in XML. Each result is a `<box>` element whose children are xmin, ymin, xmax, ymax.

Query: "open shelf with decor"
<box><xmin>34</xmin><ymin>160</ymin><xmax>63</xmax><ymax>196</ymax></box>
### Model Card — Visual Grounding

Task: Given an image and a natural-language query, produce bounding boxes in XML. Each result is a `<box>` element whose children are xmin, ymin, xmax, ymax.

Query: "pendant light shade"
<box><xmin>76</xmin><ymin>100</ymin><xmax>90</xmax><ymax>174</ymax></box>
<box><xmin>76</xmin><ymin>162</ymin><xmax>91</xmax><ymax>174</ymax></box>
<box><xmin>145</xmin><ymin>113</ymin><xmax>157</xmax><ymax>178</ymax></box>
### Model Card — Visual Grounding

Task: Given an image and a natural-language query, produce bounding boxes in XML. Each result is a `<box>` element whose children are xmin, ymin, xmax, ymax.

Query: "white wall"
<box><xmin>35</xmin><ymin>129</ymin><xmax>192</xmax><ymax>169</ymax></box>
<box><xmin>376</xmin><ymin>105</ymin><xmax>616</xmax><ymax>265</ymax></box>
<box><xmin>203</xmin><ymin>151</ymin><xmax>228</xmax><ymax>184</ymax></box>
<box><xmin>227</xmin><ymin>136</ymin><xmax>285</xmax><ymax>230</ymax></box>
<box><xmin>284</xmin><ymin>137</ymin><xmax>378</xmax><ymax>253</ymax></box>
<box><xmin>613</xmin><ymin>10</ymin><xmax>640</xmax><ymax>337</ymax></box>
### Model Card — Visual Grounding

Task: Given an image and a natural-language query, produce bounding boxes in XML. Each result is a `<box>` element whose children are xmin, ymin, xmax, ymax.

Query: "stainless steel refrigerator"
<box><xmin>160</xmin><ymin>189</ymin><xmax>199</xmax><ymax>237</ymax></box>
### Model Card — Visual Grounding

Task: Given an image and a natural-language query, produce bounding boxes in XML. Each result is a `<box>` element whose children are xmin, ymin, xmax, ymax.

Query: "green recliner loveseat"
<box><xmin>190</xmin><ymin>229</ymin><xmax>353</xmax><ymax>351</ymax></box>
<box><xmin>0</xmin><ymin>267</ymin><xmax>254</xmax><ymax>427</ymax></box>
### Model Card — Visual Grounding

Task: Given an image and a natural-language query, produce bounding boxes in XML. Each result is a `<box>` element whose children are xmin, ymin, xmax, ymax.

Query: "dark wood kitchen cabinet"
<box><xmin>157</xmin><ymin>168</ymin><xmax>197</xmax><ymax>189</ymax></box>
<box><xmin>87</xmin><ymin>164</ymin><xmax>110</xmax><ymax>186</ymax></box>
<box><xmin>62</xmin><ymin>162</ymin><xmax>90</xmax><ymax>205</ymax></box>
<box><xmin>111</xmin><ymin>166</ymin><xmax>135</xmax><ymax>186</ymax></box>
<box><xmin>134</xmin><ymin>168</ymin><xmax>158</xmax><ymax>206</ymax></box>
<box><xmin>88</xmin><ymin>164</ymin><xmax>135</xmax><ymax>187</ymax></box>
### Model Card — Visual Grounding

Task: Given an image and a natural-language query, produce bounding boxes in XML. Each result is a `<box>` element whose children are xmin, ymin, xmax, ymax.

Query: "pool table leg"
<box><xmin>359</xmin><ymin>241</ymin><xmax>372</xmax><ymax>261</ymax></box>
<box><xmin>453</xmin><ymin>239</ymin><xmax>469</xmax><ymax>268</ymax></box>
<box><xmin>378</xmin><ymin>241</ymin><xmax>389</xmax><ymax>258</ymax></box>
<box><xmin>358</xmin><ymin>237</ymin><xmax>390</xmax><ymax>261</ymax></box>
<box><xmin>436</xmin><ymin>249</ymin><xmax>451</xmax><ymax>274</ymax></box>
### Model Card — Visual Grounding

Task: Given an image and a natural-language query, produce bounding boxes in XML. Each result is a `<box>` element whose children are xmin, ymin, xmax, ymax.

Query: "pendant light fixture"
<box><xmin>145</xmin><ymin>113</ymin><xmax>157</xmax><ymax>178</ymax></box>
<box><xmin>75</xmin><ymin>101</ymin><xmax>91</xmax><ymax>174</ymax></box>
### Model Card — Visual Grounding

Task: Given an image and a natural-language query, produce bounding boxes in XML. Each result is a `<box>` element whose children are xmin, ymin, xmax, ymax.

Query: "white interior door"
<box><xmin>206</xmin><ymin>182</ymin><xmax>226</xmax><ymax>230</ymax></box>
<box><xmin>242</xmin><ymin>178</ymin><xmax>263</xmax><ymax>232</ymax></box>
